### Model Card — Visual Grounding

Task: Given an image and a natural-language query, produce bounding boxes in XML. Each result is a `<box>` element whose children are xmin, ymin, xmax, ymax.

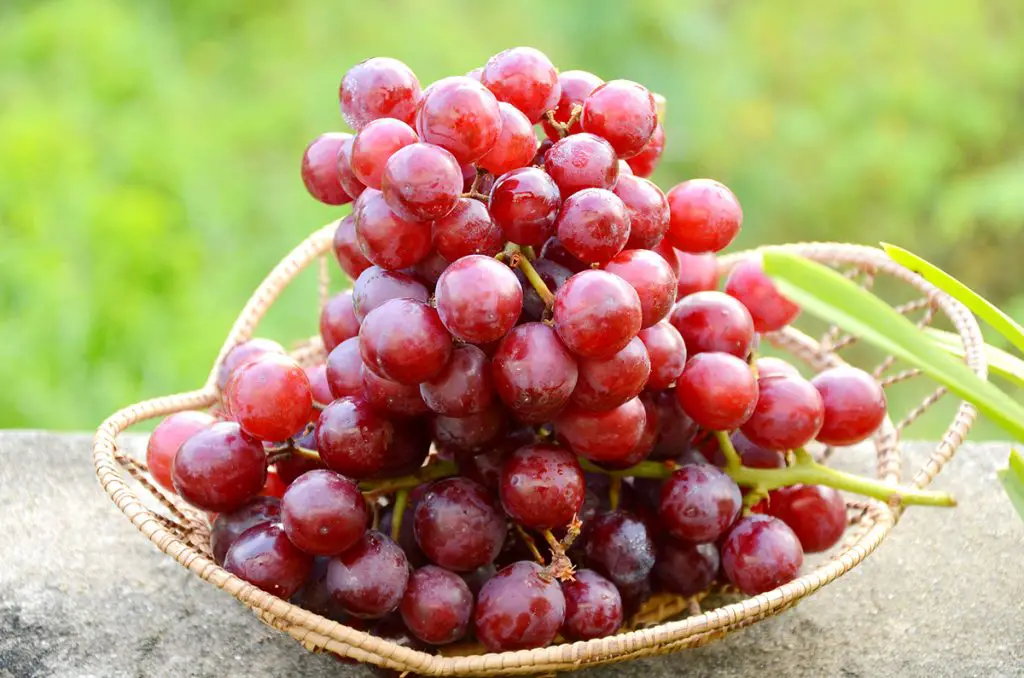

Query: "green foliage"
<box><xmin>2</xmin><ymin>0</ymin><xmax>1024</xmax><ymax>430</ymax></box>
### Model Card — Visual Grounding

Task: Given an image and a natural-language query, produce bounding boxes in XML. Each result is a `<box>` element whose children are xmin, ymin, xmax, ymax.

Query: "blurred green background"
<box><xmin>2</xmin><ymin>0</ymin><xmax>1022</xmax><ymax>435</ymax></box>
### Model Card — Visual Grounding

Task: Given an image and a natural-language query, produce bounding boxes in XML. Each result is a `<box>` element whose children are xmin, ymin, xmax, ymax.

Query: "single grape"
<box><xmin>665</xmin><ymin>179</ymin><xmax>743</xmax><ymax>253</ymax></box>
<box><xmin>724</xmin><ymin>257</ymin><xmax>801</xmax><ymax>332</ymax></box>
<box><xmin>413</xmin><ymin>478</ymin><xmax>506</xmax><ymax>571</ymax></box>
<box><xmin>340</xmin><ymin>57</ymin><xmax>421</xmax><ymax>129</ymax></box>
<box><xmin>615</xmin><ymin>392</ymin><xmax>658</xmax><ymax>469</ymax></box>
<box><xmin>499</xmin><ymin>443</ymin><xmax>584</xmax><ymax>530</ymax></box>
<box><xmin>477</xmin><ymin>102</ymin><xmax>537</xmax><ymax>176</ymax></box>
<box><xmin>541</xmin><ymin>70</ymin><xmax>603</xmax><ymax>140</ymax></box>
<box><xmin>767</xmin><ymin>484</ymin><xmax>847</xmax><ymax>553</ymax></box>
<box><xmin>320</xmin><ymin>289</ymin><xmax>360</xmax><ymax>352</ymax></box>
<box><xmin>555</xmin><ymin>188</ymin><xmax>630</xmax><ymax>264</ymax></box>
<box><xmin>571</xmin><ymin>336</ymin><xmax>650</xmax><ymax>411</ymax></box>
<box><xmin>756</xmin><ymin>356</ymin><xmax>801</xmax><ymax>379</ymax></box>
<box><xmin>625</xmin><ymin>121</ymin><xmax>665</xmax><ymax>178</ymax></box>
<box><xmin>216</xmin><ymin>338</ymin><xmax>286</xmax><ymax>391</ymax></box>
<box><xmin>435</xmin><ymin>255</ymin><xmax>523</xmax><ymax>344</ymax></box>
<box><xmin>553</xmin><ymin>270</ymin><xmax>642</xmax><ymax>359</ymax></box>
<box><xmin>561</xmin><ymin>569</ymin><xmax>623</xmax><ymax>641</ymax></box>
<box><xmin>659</xmin><ymin>464</ymin><xmax>742</xmax><ymax>544</ymax></box>
<box><xmin>351</xmin><ymin>118</ymin><xmax>420</xmax><ymax>190</ymax></box>
<box><xmin>354</xmin><ymin>189</ymin><xmax>432</xmax><ymax>270</ymax></box>
<box><xmin>515</xmin><ymin>258</ymin><xmax>571</xmax><ymax>322</ymax></box>
<box><xmin>431</xmin><ymin>198</ymin><xmax>504</xmax><ymax>260</ymax></box>
<box><xmin>419</xmin><ymin>344</ymin><xmax>494</xmax><ymax>417</ymax></box>
<box><xmin>224</xmin><ymin>522</ymin><xmax>313</xmax><ymax>599</ymax></box>
<box><xmin>674</xmin><ymin>251</ymin><xmax>720</xmax><ymax>299</ymax></box>
<box><xmin>491</xmin><ymin>322</ymin><xmax>578</xmax><ymax>423</ymax></box>
<box><xmin>581</xmin><ymin>79</ymin><xmax>657</xmax><ymax>158</ymax></box>
<box><xmin>653</xmin><ymin>540</ymin><xmax>719</xmax><ymax>597</ymax></box>
<box><xmin>721</xmin><ymin>514</ymin><xmax>804</xmax><ymax>595</ymax></box>
<box><xmin>811</xmin><ymin>366</ymin><xmax>888</xmax><ymax>446</ymax></box>
<box><xmin>741</xmin><ymin>374</ymin><xmax>825</xmax><ymax>450</ymax></box>
<box><xmin>325</xmin><ymin>337</ymin><xmax>364</xmax><ymax>399</ymax></box>
<box><xmin>637</xmin><ymin>321</ymin><xmax>686</xmax><ymax>390</ymax></box>
<box><xmin>281</xmin><ymin>469</ymin><xmax>368</xmax><ymax>556</ymax></box>
<box><xmin>359</xmin><ymin>298</ymin><xmax>453</xmax><ymax>384</ymax></box>
<box><xmin>649</xmin><ymin>390</ymin><xmax>699</xmax><ymax>460</ymax></box>
<box><xmin>675</xmin><ymin>352</ymin><xmax>758</xmax><ymax>431</ymax></box>
<box><xmin>617</xmin><ymin>576</ymin><xmax>653</xmax><ymax>619</ymax></box>
<box><xmin>400</xmin><ymin>565</ymin><xmax>474</xmax><ymax>645</ymax></box>
<box><xmin>480</xmin><ymin>46</ymin><xmax>560</xmax><ymax>123</ymax></box>
<box><xmin>326</xmin><ymin>530</ymin><xmax>410</xmax><ymax>618</ymax></box>
<box><xmin>539</xmin><ymin>236</ymin><xmax>587</xmax><ymax>273</ymax></box>
<box><xmin>432</xmin><ymin>405</ymin><xmax>507</xmax><ymax>456</ymax></box>
<box><xmin>210</xmin><ymin>496</ymin><xmax>282</xmax><ymax>565</ymax></box>
<box><xmin>336</xmin><ymin>134</ymin><xmax>367</xmax><ymax>200</ymax></box>
<box><xmin>316</xmin><ymin>396</ymin><xmax>393</xmax><ymax>479</ymax></box>
<box><xmin>146</xmin><ymin>411</ymin><xmax>216</xmax><ymax>492</ymax></box>
<box><xmin>304</xmin><ymin>365</ymin><xmax>333</xmax><ymax>406</ymax></box>
<box><xmin>544</xmin><ymin>133</ymin><xmax>618</xmax><ymax>197</ymax></box>
<box><xmin>381</xmin><ymin>417</ymin><xmax>432</xmax><ymax>478</ymax></box>
<box><xmin>615</xmin><ymin>175</ymin><xmax>670</xmax><ymax>250</ymax></box>
<box><xmin>226</xmin><ymin>354</ymin><xmax>314</xmax><ymax>442</ymax></box>
<box><xmin>361</xmin><ymin>367</ymin><xmax>430</xmax><ymax>418</ymax></box>
<box><xmin>668</xmin><ymin>290</ymin><xmax>755</xmax><ymax>359</ymax></box>
<box><xmin>604</xmin><ymin>248</ymin><xmax>678</xmax><ymax>328</ymax></box>
<box><xmin>381</xmin><ymin>142</ymin><xmax>462</xmax><ymax>221</ymax></box>
<box><xmin>583</xmin><ymin>510</ymin><xmax>655</xmax><ymax>587</ymax></box>
<box><xmin>415</xmin><ymin>76</ymin><xmax>502</xmax><ymax>164</ymax></box>
<box><xmin>474</xmin><ymin>561</ymin><xmax>566</xmax><ymax>651</ymax></box>
<box><xmin>351</xmin><ymin>266</ymin><xmax>429</xmax><ymax>323</ymax></box>
<box><xmin>302</xmin><ymin>133</ymin><xmax>353</xmax><ymax>205</ymax></box>
<box><xmin>488</xmin><ymin>167</ymin><xmax>561</xmax><ymax>247</ymax></box>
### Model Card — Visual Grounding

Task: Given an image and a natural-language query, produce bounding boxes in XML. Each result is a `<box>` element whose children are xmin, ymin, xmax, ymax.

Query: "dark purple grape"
<box><xmin>659</xmin><ymin>464</ymin><xmax>742</xmax><ymax>544</ymax></box>
<box><xmin>653</xmin><ymin>540</ymin><xmax>719</xmax><ymax>596</ymax></box>
<box><xmin>583</xmin><ymin>510</ymin><xmax>655</xmax><ymax>587</ymax></box>
<box><xmin>413</xmin><ymin>478</ymin><xmax>506</xmax><ymax>571</ymax></box>
<box><xmin>561</xmin><ymin>569</ymin><xmax>624</xmax><ymax>641</ymax></box>
<box><xmin>210</xmin><ymin>497</ymin><xmax>282</xmax><ymax>565</ymax></box>
<box><xmin>399</xmin><ymin>565</ymin><xmax>474</xmax><ymax>645</ymax></box>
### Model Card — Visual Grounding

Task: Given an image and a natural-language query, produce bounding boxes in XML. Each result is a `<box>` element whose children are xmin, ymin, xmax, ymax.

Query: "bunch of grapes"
<box><xmin>146</xmin><ymin>48</ymin><xmax>893</xmax><ymax>654</ymax></box>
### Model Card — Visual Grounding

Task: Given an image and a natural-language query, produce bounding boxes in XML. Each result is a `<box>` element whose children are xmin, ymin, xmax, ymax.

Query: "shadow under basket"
<box><xmin>93</xmin><ymin>222</ymin><xmax>986</xmax><ymax>676</ymax></box>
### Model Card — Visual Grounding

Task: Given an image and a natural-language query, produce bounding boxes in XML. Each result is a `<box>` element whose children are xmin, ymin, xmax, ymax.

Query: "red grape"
<box><xmin>561</xmin><ymin>569</ymin><xmax>623</xmax><ymax>641</ymax></box>
<box><xmin>217</xmin><ymin>338</ymin><xmax>286</xmax><ymax>391</ymax></box>
<box><xmin>724</xmin><ymin>257</ymin><xmax>801</xmax><ymax>332</ymax></box>
<box><xmin>542</xmin><ymin>70</ymin><xmax>603</xmax><ymax>140</ymax></box>
<box><xmin>419</xmin><ymin>344</ymin><xmax>494</xmax><ymax>416</ymax></box>
<box><xmin>539</xmin><ymin>236</ymin><xmax>587</xmax><ymax>274</ymax></box>
<box><xmin>499</xmin><ymin>443</ymin><xmax>584</xmax><ymax>530</ymax></box>
<box><xmin>224</xmin><ymin>522</ymin><xmax>313</xmax><ymax>599</ymax></box>
<box><xmin>359</xmin><ymin>298</ymin><xmax>453</xmax><ymax>384</ymax></box>
<box><xmin>260</xmin><ymin>467</ymin><xmax>288</xmax><ymax>499</ymax></box>
<box><xmin>481</xmin><ymin>46</ymin><xmax>560</xmax><ymax>123</ymax></box>
<box><xmin>326</xmin><ymin>530</ymin><xmax>410</xmax><ymax>618</ymax></box>
<box><xmin>811</xmin><ymin>366</ymin><xmax>887</xmax><ymax>446</ymax></box>
<box><xmin>557</xmin><ymin>397</ymin><xmax>646</xmax><ymax>465</ymax></box>
<box><xmin>210</xmin><ymin>496</ymin><xmax>282</xmax><ymax>565</ymax></box>
<box><xmin>457</xmin><ymin>446</ymin><xmax>511</xmax><ymax>493</ymax></box>
<box><xmin>756</xmin><ymin>356</ymin><xmax>801</xmax><ymax>379</ymax></box>
<box><xmin>227</xmin><ymin>354</ymin><xmax>314</xmax><ymax>442</ymax></box>
<box><xmin>400</xmin><ymin>565</ymin><xmax>474</xmax><ymax>645</ymax></box>
<box><xmin>668</xmin><ymin>290</ymin><xmax>755</xmax><ymax>359</ymax></box>
<box><xmin>340</xmin><ymin>57</ymin><xmax>421</xmax><ymax>129</ymax></box>
<box><xmin>659</xmin><ymin>464</ymin><xmax>742</xmax><ymax>543</ymax></box>
<box><xmin>581</xmin><ymin>79</ymin><xmax>657</xmax><ymax>158</ymax></box>
<box><xmin>381</xmin><ymin>417</ymin><xmax>432</xmax><ymax>478</ymax></box>
<box><xmin>626</xmin><ymin>121</ymin><xmax>665</xmax><ymax>177</ymax></box>
<box><xmin>381</xmin><ymin>142</ymin><xmax>462</xmax><ymax>221</ymax></box>
<box><xmin>767</xmin><ymin>484</ymin><xmax>847</xmax><ymax>553</ymax></box>
<box><xmin>637</xmin><ymin>321</ymin><xmax>686</xmax><ymax>390</ymax></box>
<box><xmin>302</xmin><ymin>133</ymin><xmax>353</xmax><ymax>205</ymax></box>
<box><xmin>416</xmin><ymin>76</ymin><xmax>501</xmax><ymax>164</ymax></box>
<box><xmin>488</xmin><ymin>167</ymin><xmax>561</xmax><ymax>247</ymax></box>
<box><xmin>316</xmin><ymin>396</ymin><xmax>393</xmax><ymax>479</ymax></box>
<box><xmin>604</xmin><ymin>249</ymin><xmax>678</xmax><ymax>328</ymax></box>
<box><xmin>555</xmin><ymin>188</ymin><xmax>630</xmax><ymax>264</ymax></box>
<box><xmin>172</xmin><ymin>421</ymin><xmax>267</xmax><ymax>512</ymax></box>
<box><xmin>674</xmin><ymin>251</ymin><xmax>720</xmax><ymax>299</ymax></box>
<box><xmin>354</xmin><ymin>189</ymin><xmax>432</xmax><ymax>270</ymax></box>
<box><xmin>616</xmin><ymin>175</ymin><xmax>670</xmax><ymax>250</ymax></box>
<box><xmin>571</xmin><ymin>337</ymin><xmax>650</xmax><ymax>411</ymax></box>
<box><xmin>275</xmin><ymin>450</ymin><xmax>326</xmax><ymax>487</ymax></box>
<box><xmin>491</xmin><ymin>322</ymin><xmax>578</xmax><ymax>423</ymax></box>
<box><xmin>320</xmin><ymin>289</ymin><xmax>360</xmax><ymax>352</ymax></box>
<box><xmin>515</xmin><ymin>258</ymin><xmax>571</xmax><ymax>322</ymax></box>
<box><xmin>649</xmin><ymin>390</ymin><xmax>699</xmax><ymax>460</ymax></box>
<box><xmin>665</xmin><ymin>179</ymin><xmax>743</xmax><ymax>253</ymax></box>
<box><xmin>352</xmin><ymin>266</ymin><xmax>429</xmax><ymax>323</ymax></box>
<box><xmin>583</xmin><ymin>510</ymin><xmax>655</xmax><ymax>587</ymax></box>
<box><xmin>653</xmin><ymin>540</ymin><xmax>719</xmax><ymax>596</ymax></box>
<box><xmin>435</xmin><ymin>255</ymin><xmax>523</xmax><ymax>344</ymax></box>
<box><xmin>431</xmin><ymin>198</ymin><xmax>504</xmax><ymax>260</ymax></box>
<box><xmin>325</xmin><ymin>337</ymin><xmax>364</xmax><ymax>399</ymax></box>
<box><xmin>741</xmin><ymin>374</ymin><xmax>825</xmax><ymax>450</ymax></box>
<box><xmin>361</xmin><ymin>367</ymin><xmax>430</xmax><ymax>418</ymax></box>
<box><xmin>147</xmin><ymin>411</ymin><xmax>215</xmax><ymax>492</ymax></box>
<box><xmin>333</xmin><ymin>215</ymin><xmax>372</xmax><ymax>281</ymax></box>
<box><xmin>545</xmin><ymin>133</ymin><xmax>618</xmax><ymax>197</ymax></box>
<box><xmin>336</xmin><ymin>134</ymin><xmax>367</xmax><ymax>200</ymax></box>
<box><xmin>474</xmin><ymin>561</ymin><xmax>566</xmax><ymax>651</ymax></box>
<box><xmin>721</xmin><ymin>514</ymin><xmax>804</xmax><ymax>595</ymax></box>
<box><xmin>553</xmin><ymin>270</ymin><xmax>643</xmax><ymax>359</ymax></box>
<box><xmin>304</xmin><ymin>364</ymin><xmax>333</xmax><ymax>406</ymax></box>
<box><xmin>413</xmin><ymin>478</ymin><xmax>506</xmax><ymax>571</ymax></box>
<box><xmin>351</xmin><ymin>118</ymin><xmax>420</xmax><ymax>190</ymax></box>
<box><xmin>477</xmin><ymin>102</ymin><xmax>537</xmax><ymax>176</ymax></box>
<box><xmin>281</xmin><ymin>469</ymin><xmax>368</xmax><ymax>556</ymax></box>
<box><xmin>675</xmin><ymin>352</ymin><xmax>758</xmax><ymax>430</ymax></box>
<box><xmin>431</xmin><ymin>405</ymin><xmax>507</xmax><ymax>455</ymax></box>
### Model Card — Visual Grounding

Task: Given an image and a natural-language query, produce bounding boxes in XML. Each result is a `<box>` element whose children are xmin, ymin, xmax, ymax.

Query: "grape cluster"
<box><xmin>148</xmin><ymin>48</ymin><xmax>893</xmax><ymax>654</ymax></box>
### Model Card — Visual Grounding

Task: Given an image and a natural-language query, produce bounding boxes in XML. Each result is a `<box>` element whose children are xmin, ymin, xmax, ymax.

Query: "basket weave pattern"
<box><xmin>93</xmin><ymin>223</ymin><xmax>986</xmax><ymax>676</ymax></box>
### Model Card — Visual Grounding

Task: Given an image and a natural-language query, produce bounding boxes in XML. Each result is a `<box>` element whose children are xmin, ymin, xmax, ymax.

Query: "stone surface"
<box><xmin>0</xmin><ymin>431</ymin><xmax>1022</xmax><ymax>678</ymax></box>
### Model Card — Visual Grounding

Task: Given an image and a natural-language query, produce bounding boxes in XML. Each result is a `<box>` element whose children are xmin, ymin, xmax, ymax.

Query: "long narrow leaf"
<box><xmin>997</xmin><ymin>450</ymin><xmax>1024</xmax><ymax>522</ymax></box>
<box><xmin>882</xmin><ymin>243</ymin><xmax>1024</xmax><ymax>354</ymax></box>
<box><xmin>925</xmin><ymin>328</ymin><xmax>1024</xmax><ymax>389</ymax></box>
<box><xmin>762</xmin><ymin>250</ymin><xmax>1024</xmax><ymax>442</ymax></box>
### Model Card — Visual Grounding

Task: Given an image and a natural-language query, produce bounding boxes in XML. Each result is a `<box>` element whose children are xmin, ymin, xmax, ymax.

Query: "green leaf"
<box><xmin>925</xmin><ymin>328</ymin><xmax>1024</xmax><ymax>389</ymax></box>
<box><xmin>762</xmin><ymin>250</ymin><xmax>1024</xmax><ymax>442</ymax></box>
<box><xmin>997</xmin><ymin>450</ymin><xmax>1024</xmax><ymax>523</ymax></box>
<box><xmin>882</xmin><ymin>243</ymin><xmax>1024</xmax><ymax>354</ymax></box>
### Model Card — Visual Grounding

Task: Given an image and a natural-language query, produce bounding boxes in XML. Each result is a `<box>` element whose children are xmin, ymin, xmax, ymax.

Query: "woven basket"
<box><xmin>93</xmin><ymin>222</ymin><xmax>986</xmax><ymax>676</ymax></box>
